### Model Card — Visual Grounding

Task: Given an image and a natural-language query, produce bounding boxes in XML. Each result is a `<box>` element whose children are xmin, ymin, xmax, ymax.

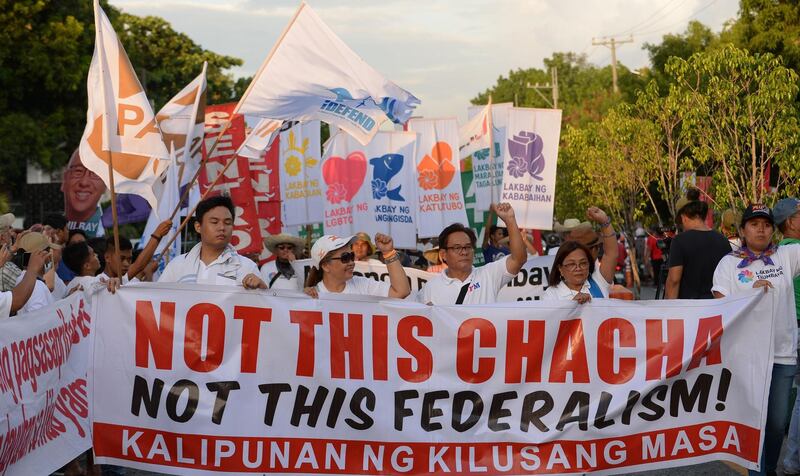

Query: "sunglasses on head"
<box><xmin>327</xmin><ymin>251</ymin><xmax>355</xmax><ymax>264</ymax></box>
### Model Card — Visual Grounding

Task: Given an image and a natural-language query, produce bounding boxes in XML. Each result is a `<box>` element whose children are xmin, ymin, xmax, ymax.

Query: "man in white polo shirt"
<box><xmin>421</xmin><ymin>203</ymin><xmax>526</xmax><ymax>305</ymax></box>
<box><xmin>159</xmin><ymin>195</ymin><xmax>265</xmax><ymax>289</ymax></box>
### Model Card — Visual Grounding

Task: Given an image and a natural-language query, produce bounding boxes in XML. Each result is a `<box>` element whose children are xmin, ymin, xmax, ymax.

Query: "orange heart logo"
<box><xmin>416</xmin><ymin>141</ymin><xmax>455</xmax><ymax>190</ymax></box>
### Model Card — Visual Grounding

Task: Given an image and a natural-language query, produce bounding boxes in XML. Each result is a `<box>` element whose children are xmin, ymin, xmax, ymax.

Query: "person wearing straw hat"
<box><xmin>549</xmin><ymin>218</ymin><xmax>593</xmax><ymax>255</ymax></box>
<box><xmin>352</xmin><ymin>231</ymin><xmax>382</xmax><ymax>264</ymax></box>
<box><xmin>423</xmin><ymin>243</ymin><xmax>447</xmax><ymax>273</ymax></box>
<box><xmin>12</xmin><ymin>232</ymin><xmax>63</xmax><ymax>314</ymax></box>
<box><xmin>260</xmin><ymin>233</ymin><xmax>306</xmax><ymax>290</ymax></box>
<box><xmin>304</xmin><ymin>233</ymin><xmax>410</xmax><ymax>298</ymax></box>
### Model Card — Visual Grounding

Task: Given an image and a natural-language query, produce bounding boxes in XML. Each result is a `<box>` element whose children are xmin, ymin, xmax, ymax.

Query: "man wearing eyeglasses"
<box><xmin>420</xmin><ymin>203</ymin><xmax>526</xmax><ymax>305</ymax></box>
<box><xmin>61</xmin><ymin>149</ymin><xmax>107</xmax><ymax>237</ymax></box>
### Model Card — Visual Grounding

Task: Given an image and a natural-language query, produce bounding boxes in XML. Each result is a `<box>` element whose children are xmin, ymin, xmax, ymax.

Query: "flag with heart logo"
<box><xmin>501</xmin><ymin>107</ymin><xmax>562</xmax><ymax>230</ymax></box>
<box><xmin>407</xmin><ymin>118</ymin><xmax>468</xmax><ymax>238</ymax></box>
<box><xmin>321</xmin><ymin>130</ymin><xmax>418</xmax><ymax>248</ymax></box>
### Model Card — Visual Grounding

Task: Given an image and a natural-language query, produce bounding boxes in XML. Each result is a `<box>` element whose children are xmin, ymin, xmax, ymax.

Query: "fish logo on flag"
<box><xmin>79</xmin><ymin>0</ymin><xmax>169</xmax><ymax>208</ymax></box>
<box><xmin>370</xmin><ymin>154</ymin><xmax>405</xmax><ymax>201</ymax></box>
<box><xmin>236</xmin><ymin>3</ymin><xmax>419</xmax><ymax>145</ymax></box>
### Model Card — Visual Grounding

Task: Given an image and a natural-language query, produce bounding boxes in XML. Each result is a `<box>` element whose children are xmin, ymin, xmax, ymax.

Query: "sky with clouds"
<box><xmin>111</xmin><ymin>0</ymin><xmax>738</xmax><ymax>120</ymax></box>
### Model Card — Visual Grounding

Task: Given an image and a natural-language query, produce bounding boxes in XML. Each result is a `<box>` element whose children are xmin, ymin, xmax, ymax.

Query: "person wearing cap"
<box><xmin>773</xmin><ymin>197</ymin><xmax>800</xmax><ymax>475</ymax></box>
<box><xmin>542</xmin><ymin>206</ymin><xmax>618</xmax><ymax>301</ymax></box>
<box><xmin>260</xmin><ymin>234</ymin><xmax>306</xmax><ymax>290</ymax></box>
<box><xmin>665</xmin><ymin>188</ymin><xmax>731</xmax><ymax>299</ymax></box>
<box><xmin>13</xmin><ymin>232</ymin><xmax>64</xmax><ymax>314</ymax></box>
<box><xmin>712</xmin><ymin>203</ymin><xmax>800</xmax><ymax>476</ymax></box>
<box><xmin>158</xmin><ymin>196</ymin><xmax>265</xmax><ymax>289</ymax></box>
<box><xmin>421</xmin><ymin>203</ymin><xmax>526</xmax><ymax>305</ymax></box>
<box><xmin>304</xmin><ymin>233</ymin><xmax>410</xmax><ymax>298</ymax></box>
<box><xmin>0</xmin><ymin>213</ymin><xmax>21</xmax><ymax>292</ymax></box>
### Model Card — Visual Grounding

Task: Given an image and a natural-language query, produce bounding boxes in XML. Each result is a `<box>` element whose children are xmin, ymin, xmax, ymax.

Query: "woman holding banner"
<box><xmin>304</xmin><ymin>233</ymin><xmax>410</xmax><ymax>298</ymax></box>
<box><xmin>712</xmin><ymin>204</ymin><xmax>800</xmax><ymax>476</ymax></box>
<box><xmin>542</xmin><ymin>206</ymin><xmax>617</xmax><ymax>302</ymax></box>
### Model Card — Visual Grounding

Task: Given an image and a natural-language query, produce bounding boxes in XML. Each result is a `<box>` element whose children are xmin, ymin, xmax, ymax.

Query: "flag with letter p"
<box><xmin>236</xmin><ymin>2</ymin><xmax>419</xmax><ymax>145</ymax></box>
<box><xmin>79</xmin><ymin>0</ymin><xmax>169</xmax><ymax>208</ymax></box>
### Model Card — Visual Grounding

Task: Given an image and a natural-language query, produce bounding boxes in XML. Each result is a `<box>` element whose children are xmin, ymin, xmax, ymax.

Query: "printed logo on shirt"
<box><xmin>469</xmin><ymin>281</ymin><xmax>481</xmax><ymax>293</ymax></box>
<box><xmin>737</xmin><ymin>269</ymin><xmax>755</xmax><ymax>283</ymax></box>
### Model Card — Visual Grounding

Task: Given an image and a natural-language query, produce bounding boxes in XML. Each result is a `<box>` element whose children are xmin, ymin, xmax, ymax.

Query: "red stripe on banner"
<box><xmin>93</xmin><ymin>420</ymin><xmax>759</xmax><ymax>474</ymax></box>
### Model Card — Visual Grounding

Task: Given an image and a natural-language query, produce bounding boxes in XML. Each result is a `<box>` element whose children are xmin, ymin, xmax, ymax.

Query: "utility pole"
<box><xmin>526</xmin><ymin>67</ymin><xmax>559</xmax><ymax>109</ymax></box>
<box><xmin>592</xmin><ymin>35</ymin><xmax>633</xmax><ymax>94</ymax></box>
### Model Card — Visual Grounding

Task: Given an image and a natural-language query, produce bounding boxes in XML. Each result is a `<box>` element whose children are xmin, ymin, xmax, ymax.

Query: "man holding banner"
<box><xmin>158</xmin><ymin>196</ymin><xmax>266</xmax><ymax>289</ymax></box>
<box><xmin>422</xmin><ymin>202</ymin><xmax>526</xmax><ymax>304</ymax></box>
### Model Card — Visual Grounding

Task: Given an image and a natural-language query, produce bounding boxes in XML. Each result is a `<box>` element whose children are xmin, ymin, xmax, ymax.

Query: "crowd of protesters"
<box><xmin>4</xmin><ymin>190</ymin><xmax>800</xmax><ymax>476</ymax></box>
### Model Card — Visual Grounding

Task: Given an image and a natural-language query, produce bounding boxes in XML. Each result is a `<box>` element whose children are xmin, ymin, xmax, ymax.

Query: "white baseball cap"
<box><xmin>310</xmin><ymin>234</ymin><xmax>355</xmax><ymax>268</ymax></box>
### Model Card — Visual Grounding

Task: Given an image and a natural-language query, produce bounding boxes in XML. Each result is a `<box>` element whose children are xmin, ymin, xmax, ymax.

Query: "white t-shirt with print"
<box><xmin>317</xmin><ymin>276</ymin><xmax>390</xmax><ymax>297</ymax></box>
<box><xmin>712</xmin><ymin>245</ymin><xmax>800</xmax><ymax>365</ymax></box>
<box><xmin>421</xmin><ymin>256</ymin><xmax>516</xmax><ymax>305</ymax></box>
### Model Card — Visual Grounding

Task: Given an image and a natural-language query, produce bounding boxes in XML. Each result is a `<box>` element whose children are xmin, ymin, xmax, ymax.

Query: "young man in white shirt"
<box><xmin>101</xmin><ymin>220</ymin><xmax>171</xmax><ymax>284</ymax></box>
<box><xmin>159</xmin><ymin>196</ymin><xmax>265</xmax><ymax>289</ymax></box>
<box><xmin>421</xmin><ymin>203</ymin><xmax>526</xmax><ymax>305</ymax></box>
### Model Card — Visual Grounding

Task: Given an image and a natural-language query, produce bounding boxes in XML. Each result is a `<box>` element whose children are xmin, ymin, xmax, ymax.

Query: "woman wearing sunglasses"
<box><xmin>304</xmin><ymin>234</ymin><xmax>410</xmax><ymax>298</ymax></box>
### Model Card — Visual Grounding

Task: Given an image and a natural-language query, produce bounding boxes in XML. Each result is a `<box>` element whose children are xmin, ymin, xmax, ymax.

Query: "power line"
<box><xmin>610</xmin><ymin>0</ymin><xmax>690</xmax><ymax>37</ymax></box>
<box><xmin>634</xmin><ymin>0</ymin><xmax>719</xmax><ymax>37</ymax></box>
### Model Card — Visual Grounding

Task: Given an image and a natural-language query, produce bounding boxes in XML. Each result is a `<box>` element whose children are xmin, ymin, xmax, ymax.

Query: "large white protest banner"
<box><xmin>321</xmin><ymin>131</ymin><xmax>418</xmax><ymax>248</ymax></box>
<box><xmin>501</xmin><ymin>107</ymin><xmax>562</xmax><ymax>229</ymax></box>
<box><xmin>236</xmin><ymin>3</ymin><xmax>419</xmax><ymax>145</ymax></box>
<box><xmin>407</xmin><ymin>118</ymin><xmax>468</xmax><ymax>238</ymax></box>
<box><xmin>465</xmin><ymin>102</ymin><xmax>512</xmax><ymax>211</ymax></box>
<box><xmin>92</xmin><ymin>283</ymin><xmax>770</xmax><ymax>474</ymax></box>
<box><xmin>279</xmin><ymin>121</ymin><xmax>324</xmax><ymax>226</ymax></box>
<box><xmin>0</xmin><ymin>293</ymin><xmax>93</xmax><ymax>475</ymax></box>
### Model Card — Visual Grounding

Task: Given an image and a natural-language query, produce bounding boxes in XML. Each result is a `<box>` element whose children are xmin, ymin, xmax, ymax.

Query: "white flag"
<box><xmin>466</xmin><ymin>102</ymin><xmax>511</xmax><ymax>211</ymax></box>
<box><xmin>155</xmin><ymin>63</ymin><xmax>207</xmax><ymax>186</ymax></box>
<box><xmin>236</xmin><ymin>2</ymin><xmax>419</xmax><ymax>145</ymax></box>
<box><xmin>236</xmin><ymin>118</ymin><xmax>282</xmax><ymax>159</ymax></box>
<box><xmin>140</xmin><ymin>147</ymin><xmax>181</xmax><ymax>271</ymax></box>
<box><xmin>501</xmin><ymin>107</ymin><xmax>563</xmax><ymax>229</ymax></box>
<box><xmin>280</xmin><ymin>121</ymin><xmax>323</xmax><ymax>226</ymax></box>
<box><xmin>407</xmin><ymin>118</ymin><xmax>468</xmax><ymax>238</ymax></box>
<box><xmin>79</xmin><ymin>0</ymin><xmax>169</xmax><ymax>208</ymax></box>
<box><xmin>322</xmin><ymin>131</ymin><xmax>418</xmax><ymax>248</ymax></box>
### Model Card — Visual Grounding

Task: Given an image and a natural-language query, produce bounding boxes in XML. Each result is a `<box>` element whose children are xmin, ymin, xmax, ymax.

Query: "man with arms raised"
<box><xmin>159</xmin><ymin>196</ymin><xmax>266</xmax><ymax>289</ymax></box>
<box><xmin>421</xmin><ymin>203</ymin><xmax>526</xmax><ymax>305</ymax></box>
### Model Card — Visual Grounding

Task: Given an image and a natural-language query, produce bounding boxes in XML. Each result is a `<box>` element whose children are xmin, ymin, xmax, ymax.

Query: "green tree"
<box><xmin>667</xmin><ymin>45</ymin><xmax>800</xmax><ymax>209</ymax></box>
<box><xmin>729</xmin><ymin>0</ymin><xmax>800</xmax><ymax>73</ymax></box>
<box><xmin>0</xmin><ymin>1</ymin><xmax>242</xmax><ymax>197</ymax></box>
<box><xmin>643</xmin><ymin>21</ymin><xmax>720</xmax><ymax>92</ymax></box>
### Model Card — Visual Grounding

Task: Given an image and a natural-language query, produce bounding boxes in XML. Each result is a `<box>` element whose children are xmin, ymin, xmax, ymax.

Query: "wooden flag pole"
<box><xmin>487</xmin><ymin>95</ymin><xmax>495</xmax><ymax>206</ymax></box>
<box><xmin>105</xmin><ymin>151</ymin><xmax>122</xmax><ymax>278</ymax></box>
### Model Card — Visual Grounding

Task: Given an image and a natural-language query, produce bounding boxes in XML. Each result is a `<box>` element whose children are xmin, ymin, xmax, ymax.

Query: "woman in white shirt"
<box><xmin>542</xmin><ymin>241</ymin><xmax>600</xmax><ymax>303</ymax></box>
<box><xmin>304</xmin><ymin>234</ymin><xmax>410</xmax><ymax>298</ymax></box>
<box><xmin>712</xmin><ymin>204</ymin><xmax>800</xmax><ymax>476</ymax></box>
